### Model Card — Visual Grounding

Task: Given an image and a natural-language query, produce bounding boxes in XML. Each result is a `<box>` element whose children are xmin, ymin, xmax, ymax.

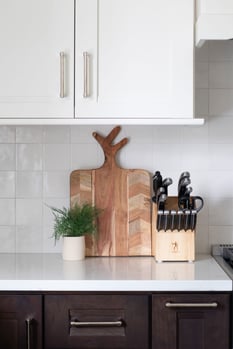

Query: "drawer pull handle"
<box><xmin>165</xmin><ymin>302</ymin><xmax>218</xmax><ymax>308</ymax></box>
<box><xmin>83</xmin><ymin>51</ymin><xmax>90</xmax><ymax>98</ymax></box>
<box><xmin>70</xmin><ymin>320</ymin><xmax>123</xmax><ymax>327</ymax></box>
<box><xmin>60</xmin><ymin>52</ymin><xmax>65</xmax><ymax>98</ymax></box>
<box><xmin>26</xmin><ymin>318</ymin><xmax>32</xmax><ymax>349</ymax></box>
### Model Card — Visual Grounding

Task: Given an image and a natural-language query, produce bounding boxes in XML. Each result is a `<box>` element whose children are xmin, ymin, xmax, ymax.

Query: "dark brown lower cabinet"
<box><xmin>152</xmin><ymin>293</ymin><xmax>231</xmax><ymax>349</ymax></box>
<box><xmin>0</xmin><ymin>294</ymin><xmax>42</xmax><ymax>349</ymax></box>
<box><xmin>44</xmin><ymin>294</ymin><xmax>149</xmax><ymax>349</ymax></box>
<box><xmin>0</xmin><ymin>292</ymin><xmax>230</xmax><ymax>349</ymax></box>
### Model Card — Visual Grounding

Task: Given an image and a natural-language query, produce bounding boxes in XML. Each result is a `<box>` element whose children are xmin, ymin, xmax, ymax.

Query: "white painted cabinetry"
<box><xmin>75</xmin><ymin>0</ymin><xmax>194</xmax><ymax>120</ymax></box>
<box><xmin>0</xmin><ymin>0</ymin><xmax>201</xmax><ymax>124</ymax></box>
<box><xmin>0</xmin><ymin>0</ymin><xmax>74</xmax><ymax>118</ymax></box>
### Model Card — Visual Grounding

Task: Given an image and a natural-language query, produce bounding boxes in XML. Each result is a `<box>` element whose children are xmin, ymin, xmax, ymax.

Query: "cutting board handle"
<box><xmin>93</xmin><ymin>126</ymin><xmax>128</xmax><ymax>167</ymax></box>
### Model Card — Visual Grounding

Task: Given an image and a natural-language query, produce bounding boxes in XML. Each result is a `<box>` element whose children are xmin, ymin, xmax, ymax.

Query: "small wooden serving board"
<box><xmin>70</xmin><ymin>126</ymin><xmax>152</xmax><ymax>256</ymax></box>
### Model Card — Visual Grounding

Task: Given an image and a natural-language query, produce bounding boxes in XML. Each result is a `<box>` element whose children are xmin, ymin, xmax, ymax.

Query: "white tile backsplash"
<box><xmin>17</xmin><ymin>144</ymin><xmax>43</xmax><ymax>171</ymax></box>
<box><xmin>0</xmin><ymin>41</ymin><xmax>233</xmax><ymax>254</ymax></box>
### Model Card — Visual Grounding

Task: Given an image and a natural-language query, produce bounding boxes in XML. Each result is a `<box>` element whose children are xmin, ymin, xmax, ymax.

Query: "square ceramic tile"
<box><xmin>43</xmin><ymin>144</ymin><xmax>70</xmax><ymax>171</ymax></box>
<box><xmin>16</xmin><ymin>172</ymin><xmax>42</xmax><ymax>198</ymax></box>
<box><xmin>195</xmin><ymin>89</ymin><xmax>209</xmax><ymax>116</ymax></box>
<box><xmin>195</xmin><ymin>42</ymin><xmax>209</xmax><ymax>62</ymax></box>
<box><xmin>209</xmin><ymin>197</ymin><xmax>233</xmax><ymax>226</ymax></box>
<box><xmin>123</xmin><ymin>126</ymin><xmax>154</xmax><ymax>144</ymax></box>
<box><xmin>209</xmin><ymin>89</ymin><xmax>233</xmax><ymax>116</ymax></box>
<box><xmin>43</xmin><ymin>225</ymin><xmax>62</xmax><ymax>253</ymax></box>
<box><xmin>16</xmin><ymin>126</ymin><xmax>43</xmax><ymax>143</ymax></box>
<box><xmin>209</xmin><ymin>115</ymin><xmax>233</xmax><ymax>143</ymax></box>
<box><xmin>209</xmin><ymin>40</ymin><xmax>233</xmax><ymax>61</ymax></box>
<box><xmin>0</xmin><ymin>126</ymin><xmax>15</xmax><ymax>143</ymax></box>
<box><xmin>208</xmin><ymin>171</ymin><xmax>233</xmax><ymax>198</ymax></box>
<box><xmin>0</xmin><ymin>227</ymin><xmax>16</xmax><ymax>253</ymax></box>
<box><xmin>0</xmin><ymin>199</ymin><xmax>15</xmax><ymax>225</ymax></box>
<box><xmin>153</xmin><ymin>143</ymin><xmax>182</xmax><ymax>173</ymax></box>
<box><xmin>0</xmin><ymin>172</ymin><xmax>15</xmax><ymax>197</ymax></box>
<box><xmin>181</xmin><ymin>122</ymin><xmax>208</xmax><ymax>144</ymax></box>
<box><xmin>180</xmin><ymin>144</ymin><xmax>209</xmax><ymax>171</ymax></box>
<box><xmin>17</xmin><ymin>144</ymin><xmax>43</xmax><ymax>170</ymax></box>
<box><xmin>195</xmin><ymin>62</ymin><xmax>208</xmax><ymax>88</ymax></box>
<box><xmin>71</xmin><ymin>143</ymin><xmax>99</xmax><ymax>170</ymax></box>
<box><xmin>195</xmin><ymin>225</ymin><xmax>210</xmax><ymax>254</ymax></box>
<box><xmin>208</xmin><ymin>144</ymin><xmax>233</xmax><ymax>171</ymax></box>
<box><xmin>16</xmin><ymin>199</ymin><xmax>43</xmax><ymax>225</ymax></box>
<box><xmin>122</xmin><ymin>143</ymin><xmax>154</xmax><ymax>172</ymax></box>
<box><xmin>152</xmin><ymin>126</ymin><xmax>182</xmax><ymax>144</ymax></box>
<box><xmin>209</xmin><ymin>226</ymin><xmax>233</xmax><ymax>246</ymax></box>
<box><xmin>43</xmin><ymin>172</ymin><xmax>69</xmax><ymax>198</ymax></box>
<box><xmin>71</xmin><ymin>125</ymin><xmax>113</xmax><ymax>143</ymax></box>
<box><xmin>16</xmin><ymin>226</ymin><xmax>43</xmax><ymax>253</ymax></box>
<box><xmin>43</xmin><ymin>198</ymin><xmax>70</xmax><ymax>226</ymax></box>
<box><xmin>0</xmin><ymin>144</ymin><xmax>15</xmax><ymax>170</ymax></box>
<box><xmin>43</xmin><ymin>126</ymin><xmax>70</xmax><ymax>143</ymax></box>
<box><xmin>209</xmin><ymin>62</ymin><xmax>233</xmax><ymax>88</ymax></box>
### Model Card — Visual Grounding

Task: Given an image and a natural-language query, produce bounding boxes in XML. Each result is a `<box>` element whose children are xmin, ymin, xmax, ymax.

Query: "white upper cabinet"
<box><xmin>0</xmin><ymin>0</ymin><xmax>74</xmax><ymax>118</ymax></box>
<box><xmin>196</xmin><ymin>0</ymin><xmax>233</xmax><ymax>46</ymax></box>
<box><xmin>75</xmin><ymin>0</ymin><xmax>194</xmax><ymax>120</ymax></box>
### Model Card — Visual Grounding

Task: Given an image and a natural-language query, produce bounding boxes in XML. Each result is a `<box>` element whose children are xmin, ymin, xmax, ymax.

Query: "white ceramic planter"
<box><xmin>62</xmin><ymin>236</ymin><xmax>85</xmax><ymax>261</ymax></box>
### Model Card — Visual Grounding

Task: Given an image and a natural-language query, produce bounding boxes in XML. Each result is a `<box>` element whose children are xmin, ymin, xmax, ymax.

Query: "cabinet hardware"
<box><xmin>60</xmin><ymin>52</ymin><xmax>65</xmax><ymax>98</ymax></box>
<box><xmin>70</xmin><ymin>320</ymin><xmax>123</xmax><ymax>327</ymax></box>
<box><xmin>165</xmin><ymin>302</ymin><xmax>218</xmax><ymax>308</ymax></box>
<box><xmin>26</xmin><ymin>318</ymin><xmax>32</xmax><ymax>349</ymax></box>
<box><xmin>83</xmin><ymin>52</ymin><xmax>90</xmax><ymax>97</ymax></box>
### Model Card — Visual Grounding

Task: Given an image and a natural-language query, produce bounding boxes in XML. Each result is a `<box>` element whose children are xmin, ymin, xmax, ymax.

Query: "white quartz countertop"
<box><xmin>0</xmin><ymin>254</ymin><xmax>231</xmax><ymax>292</ymax></box>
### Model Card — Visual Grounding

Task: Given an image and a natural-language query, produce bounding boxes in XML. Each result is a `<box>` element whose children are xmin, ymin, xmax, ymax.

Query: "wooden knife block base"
<box><xmin>152</xmin><ymin>197</ymin><xmax>195</xmax><ymax>262</ymax></box>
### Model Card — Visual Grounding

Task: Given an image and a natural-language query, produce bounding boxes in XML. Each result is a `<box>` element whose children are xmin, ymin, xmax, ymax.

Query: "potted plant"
<box><xmin>50</xmin><ymin>203</ymin><xmax>101</xmax><ymax>261</ymax></box>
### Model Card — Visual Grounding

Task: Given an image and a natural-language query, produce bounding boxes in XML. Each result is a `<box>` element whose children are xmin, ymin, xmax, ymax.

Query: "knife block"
<box><xmin>152</xmin><ymin>197</ymin><xmax>195</xmax><ymax>262</ymax></box>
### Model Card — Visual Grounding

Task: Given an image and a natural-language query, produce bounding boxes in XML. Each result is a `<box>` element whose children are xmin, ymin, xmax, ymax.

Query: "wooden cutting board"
<box><xmin>70</xmin><ymin>126</ymin><xmax>152</xmax><ymax>256</ymax></box>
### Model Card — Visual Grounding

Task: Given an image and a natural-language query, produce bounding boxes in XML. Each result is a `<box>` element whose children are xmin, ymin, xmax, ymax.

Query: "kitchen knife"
<box><xmin>156</xmin><ymin>210</ymin><xmax>163</xmax><ymax>231</ymax></box>
<box><xmin>178</xmin><ymin>177</ymin><xmax>191</xmax><ymax>200</ymax></box>
<box><xmin>184</xmin><ymin>209</ymin><xmax>191</xmax><ymax>231</ymax></box>
<box><xmin>190</xmin><ymin>209</ymin><xmax>197</xmax><ymax>230</ymax></box>
<box><xmin>177</xmin><ymin>210</ymin><xmax>183</xmax><ymax>231</ymax></box>
<box><xmin>152</xmin><ymin>171</ymin><xmax>163</xmax><ymax>195</ymax></box>
<box><xmin>162</xmin><ymin>177</ymin><xmax>173</xmax><ymax>195</ymax></box>
<box><xmin>157</xmin><ymin>193</ymin><xmax>167</xmax><ymax>211</ymax></box>
<box><xmin>170</xmin><ymin>210</ymin><xmax>176</xmax><ymax>231</ymax></box>
<box><xmin>163</xmin><ymin>210</ymin><xmax>169</xmax><ymax>231</ymax></box>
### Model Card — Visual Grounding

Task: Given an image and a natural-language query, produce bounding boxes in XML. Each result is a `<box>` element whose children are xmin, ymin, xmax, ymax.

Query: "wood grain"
<box><xmin>70</xmin><ymin>126</ymin><xmax>152</xmax><ymax>256</ymax></box>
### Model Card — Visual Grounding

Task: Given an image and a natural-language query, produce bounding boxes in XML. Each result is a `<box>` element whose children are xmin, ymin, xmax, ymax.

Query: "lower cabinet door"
<box><xmin>0</xmin><ymin>294</ymin><xmax>42</xmax><ymax>349</ymax></box>
<box><xmin>152</xmin><ymin>293</ymin><xmax>230</xmax><ymax>349</ymax></box>
<box><xmin>44</xmin><ymin>294</ymin><xmax>149</xmax><ymax>349</ymax></box>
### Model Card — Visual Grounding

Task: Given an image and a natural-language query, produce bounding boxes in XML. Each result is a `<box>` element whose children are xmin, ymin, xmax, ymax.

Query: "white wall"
<box><xmin>0</xmin><ymin>40</ymin><xmax>232</xmax><ymax>254</ymax></box>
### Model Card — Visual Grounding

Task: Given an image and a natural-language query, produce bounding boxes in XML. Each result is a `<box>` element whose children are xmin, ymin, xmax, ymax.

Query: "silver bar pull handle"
<box><xmin>60</xmin><ymin>52</ymin><xmax>65</xmax><ymax>98</ymax></box>
<box><xmin>70</xmin><ymin>320</ymin><xmax>123</xmax><ymax>327</ymax></box>
<box><xmin>26</xmin><ymin>318</ymin><xmax>32</xmax><ymax>349</ymax></box>
<box><xmin>165</xmin><ymin>302</ymin><xmax>218</xmax><ymax>308</ymax></box>
<box><xmin>83</xmin><ymin>51</ymin><xmax>90</xmax><ymax>98</ymax></box>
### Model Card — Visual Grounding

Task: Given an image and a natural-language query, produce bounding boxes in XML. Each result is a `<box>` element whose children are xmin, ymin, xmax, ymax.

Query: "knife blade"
<box><xmin>184</xmin><ymin>209</ymin><xmax>191</xmax><ymax>231</ymax></box>
<box><xmin>190</xmin><ymin>209</ymin><xmax>197</xmax><ymax>230</ymax></box>
<box><xmin>177</xmin><ymin>210</ymin><xmax>183</xmax><ymax>231</ymax></box>
<box><xmin>170</xmin><ymin>210</ymin><xmax>176</xmax><ymax>231</ymax></box>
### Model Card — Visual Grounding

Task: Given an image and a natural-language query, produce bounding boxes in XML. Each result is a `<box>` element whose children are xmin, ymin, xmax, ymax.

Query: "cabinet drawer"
<box><xmin>44</xmin><ymin>294</ymin><xmax>149</xmax><ymax>349</ymax></box>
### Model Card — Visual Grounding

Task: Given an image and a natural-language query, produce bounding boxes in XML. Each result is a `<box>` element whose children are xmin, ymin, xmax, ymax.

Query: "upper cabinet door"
<box><xmin>75</xmin><ymin>0</ymin><xmax>194</xmax><ymax>119</ymax></box>
<box><xmin>0</xmin><ymin>0</ymin><xmax>74</xmax><ymax>118</ymax></box>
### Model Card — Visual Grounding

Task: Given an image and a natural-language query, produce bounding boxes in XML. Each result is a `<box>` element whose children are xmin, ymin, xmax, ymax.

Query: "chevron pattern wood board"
<box><xmin>70</xmin><ymin>126</ymin><xmax>152</xmax><ymax>256</ymax></box>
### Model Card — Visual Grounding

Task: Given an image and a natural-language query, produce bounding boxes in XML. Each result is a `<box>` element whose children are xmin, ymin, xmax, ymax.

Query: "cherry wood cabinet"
<box><xmin>152</xmin><ymin>293</ymin><xmax>231</xmax><ymax>349</ymax></box>
<box><xmin>0</xmin><ymin>294</ymin><xmax>42</xmax><ymax>349</ymax></box>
